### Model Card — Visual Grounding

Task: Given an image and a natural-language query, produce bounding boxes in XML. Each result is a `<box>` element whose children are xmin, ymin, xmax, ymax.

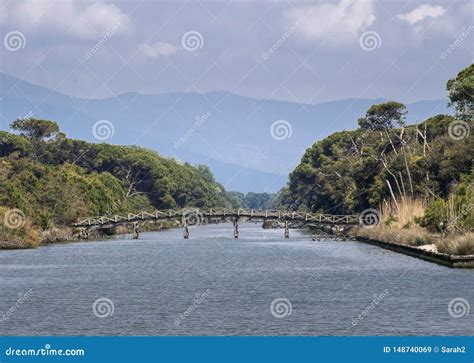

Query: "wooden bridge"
<box><xmin>73</xmin><ymin>208</ymin><xmax>360</xmax><ymax>239</ymax></box>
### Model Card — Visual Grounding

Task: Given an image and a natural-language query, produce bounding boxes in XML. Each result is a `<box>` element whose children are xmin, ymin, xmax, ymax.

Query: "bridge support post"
<box><xmin>183</xmin><ymin>225</ymin><xmax>189</xmax><ymax>239</ymax></box>
<box><xmin>233</xmin><ymin>220</ymin><xmax>239</xmax><ymax>238</ymax></box>
<box><xmin>284</xmin><ymin>220</ymin><xmax>289</xmax><ymax>238</ymax></box>
<box><xmin>132</xmin><ymin>222</ymin><xmax>139</xmax><ymax>239</ymax></box>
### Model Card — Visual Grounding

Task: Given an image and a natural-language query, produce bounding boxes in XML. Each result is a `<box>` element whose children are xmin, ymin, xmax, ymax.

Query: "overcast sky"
<box><xmin>0</xmin><ymin>0</ymin><xmax>472</xmax><ymax>104</ymax></box>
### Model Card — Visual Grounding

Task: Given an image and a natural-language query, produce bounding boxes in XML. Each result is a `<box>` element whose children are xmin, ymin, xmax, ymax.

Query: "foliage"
<box><xmin>0</xmin><ymin>119</ymin><xmax>232</xmax><ymax>234</ymax></box>
<box><xmin>243</xmin><ymin>192</ymin><xmax>277</xmax><ymax>210</ymax></box>
<box><xmin>436</xmin><ymin>233</ymin><xmax>474</xmax><ymax>256</ymax></box>
<box><xmin>224</xmin><ymin>191</ymin><xmax>245</xmax><ymax>208</ymax></box>
<box><xmin>223</xmin><ymin>191</ymin><xmax>278</xmax><ymax>210</ymax></box>
<box><xmin>357</xmin><ymin>101</ymin><xmax>407</xmax><ymax>130</ymax></box>
<box><xmin>447</xmin><ymin>63</ymin><xmax>474</xmax><ymax>121</ymax></box>
<box><xmin>420</xmin><ymin>178</ymin><xmax>474</xmax><ymax>233</ymax></box>
<box><xmin>10</xmin><ymin>118</ymin><xmax>60</xmax><ymax>142</ymax></box>
<box><xmin>0</xmin><ymin>206</ymin><xmax>40</xmax><ymax>249</ymax></box>
<box><xmin>285</xmin><ymin>92</ymin><xmax>473</xmax><ymax>215</ymax></box>
<box><xmin>0</xmin><ymin>131</ymin><xmax>31</xmax><ymax>157</ymax></box>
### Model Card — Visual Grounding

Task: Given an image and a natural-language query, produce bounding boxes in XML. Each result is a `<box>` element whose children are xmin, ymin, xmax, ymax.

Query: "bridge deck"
<box><xmin>73</xmin><ymin>209</ymin><xmax>360</xmax><ymax>228</ymax></box>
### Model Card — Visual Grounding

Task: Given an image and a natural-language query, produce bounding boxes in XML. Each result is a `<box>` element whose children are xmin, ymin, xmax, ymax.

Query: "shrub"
<box><xmin>0</xmin><ymin>206</ymin><xmax>40</xmax><ymax>249</ymax></box>
<box><xmin>420</xmin><ymin>181</ymin><xmax>473</xmax><ymax>233</ymax></box>
<box><xmin>436</xmin><ymin>233</ymin><xmax>474</xmax><ymax>255</ymax></box>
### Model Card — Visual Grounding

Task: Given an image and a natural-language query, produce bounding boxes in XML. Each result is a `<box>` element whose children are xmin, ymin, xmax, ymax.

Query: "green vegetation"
<box><xmin>224</xmin><ymin>191</ymin><xmax>277</xmax><ymax>210</ymax></box>
<box><xmin>446</xmin><ymin>63</ymin><xmax>473</xmax><ymax>121</ymax></box>
<box><xmin>0</xmin><ymin>120</ymin><xmax>231</xmax><ymax>247</ymax></box>
<box><xmin>283</xmin><ymin>63</ymin><xmax>473</xmax><ymax>254</ymax></box>
<box><xmin>283</xmin><ymin>114</ymin><xmax>472</xmax><ymax>214</ymax></box>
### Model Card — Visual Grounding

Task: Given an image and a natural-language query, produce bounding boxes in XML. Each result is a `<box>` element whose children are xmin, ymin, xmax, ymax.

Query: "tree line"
<box><xmin>279</xmin><ymin>63</ymin><xmax>473</xmax><ymax>233</ymax></box>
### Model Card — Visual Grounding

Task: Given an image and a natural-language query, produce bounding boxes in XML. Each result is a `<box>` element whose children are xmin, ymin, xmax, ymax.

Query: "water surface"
<box><xmin>0</xmin><ymin>223</ymin><xmax>472</xmax><ymax>335</ymax></box>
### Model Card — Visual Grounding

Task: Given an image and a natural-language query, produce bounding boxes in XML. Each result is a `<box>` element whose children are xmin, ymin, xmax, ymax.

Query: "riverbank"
<box><xmin>351</xmin><ymin>226</ymin><xmax>474</xmax><ymax>268</ymax></box>
<box><xmin>355</xmin><ymin>235</ymin><xmax>474</xmax><ymax>268</ymax></box>
<box><xmin>0</xmin><ymin>220</ymin><xmax>178</xmax><ymax>250</ymax></box>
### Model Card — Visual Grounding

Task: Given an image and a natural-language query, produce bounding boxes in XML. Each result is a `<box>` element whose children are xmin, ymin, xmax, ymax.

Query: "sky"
<box><xmin>0</xmin><ymin>0</ymin><xmax>472</xmax><ymax>104</ymax></box>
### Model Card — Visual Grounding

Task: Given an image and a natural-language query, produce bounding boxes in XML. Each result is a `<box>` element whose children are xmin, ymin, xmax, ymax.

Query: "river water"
<box><xmin>0</xmin><ymin>223</ymin><xmax>472</xmax><ymax>336</ymax></box>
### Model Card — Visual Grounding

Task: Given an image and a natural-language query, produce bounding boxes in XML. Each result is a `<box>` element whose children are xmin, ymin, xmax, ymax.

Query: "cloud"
<box><xmin>285</xmin><ymin>0</ymin><xmax>375</xmax><ymax>43</ymax></box>
<box><xmin>138</xmin><ymin>41</ymin><xmax>177</xmax><ymax>58</ymax></box>
<box><xmin>397</xmin><ymin>4</ymin><xmax>446</xmax><ymax>25</ymax></box>
<box><xmin>0</xmin><ymin>0</ymin><xmax>131</xmax><ymax>38</ymax></box>
<box><xmin>69</xmin><ymin>2</ymin><xmax>131</xmax><ymax>38</ymax></box>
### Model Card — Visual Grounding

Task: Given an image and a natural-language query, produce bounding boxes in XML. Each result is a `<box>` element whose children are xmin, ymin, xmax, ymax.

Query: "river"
<box><xmin>0</xmin><ymin>223</ymin><xmax>472</xmax><ymax>335</ymax></box>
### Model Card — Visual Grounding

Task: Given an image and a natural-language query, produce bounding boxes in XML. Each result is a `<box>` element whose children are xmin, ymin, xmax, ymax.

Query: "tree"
<box><xmin>358</xmin><ymin>102</ymin><xmax>407</xmax><ymax>130</ymax></box>
<box><xmin>447</xmin><ymin>63</ymin><xmax>474</xmax><ymax>121</ymax></box>
<box><xmin>0</xmin><ymin>131</ymin><xmax>31</xmax><ymax>157</ymax></box>
<box><xmin>10</xmin><ymin>118</ymin><xmax>61</xmax><ymax>161</ymax></box>
<box><xmin>10</xmin><ymin>118</ymin><xmax>60</xmax><ymax>142</ymax></box>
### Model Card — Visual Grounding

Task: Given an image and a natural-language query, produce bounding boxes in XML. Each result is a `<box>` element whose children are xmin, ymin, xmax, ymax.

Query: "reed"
<box><xmin>356</xmin><ymin>197</ymin><xmax>432</xmax><ymax>246</ymax></box>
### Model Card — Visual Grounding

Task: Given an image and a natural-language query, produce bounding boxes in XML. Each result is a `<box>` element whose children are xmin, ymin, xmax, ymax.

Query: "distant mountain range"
<box><xmin>0</xmin><ymin>72</ymin><xmax>452</xmax><ymax>192</ymax></box>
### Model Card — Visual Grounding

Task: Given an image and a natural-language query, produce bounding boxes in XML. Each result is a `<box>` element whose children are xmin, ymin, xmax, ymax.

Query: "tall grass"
<box><xmin>356</xmin><ymin>197</ymin><xmax>433</xmax><ymax>246</ymax></box>
<box><xmin>356</xmin><ymin>196</ymin><xmax>474</xmax><ymax>255</ymax></box>
<box><xmin>437</xmin><ymin>233</ymin><xmax>474</xmax><ymax>255</ymax></box>
<box><xmin>380</xmin><ymin>197</ymin><xmax>426</xmax><ymax>229</ymax></box>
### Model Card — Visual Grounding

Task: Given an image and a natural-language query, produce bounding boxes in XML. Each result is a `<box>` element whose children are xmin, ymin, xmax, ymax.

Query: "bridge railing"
<box><xmin>73</xmin><ymin>208</ymin><xmax>360</xmax><ymax>227</ymax></box>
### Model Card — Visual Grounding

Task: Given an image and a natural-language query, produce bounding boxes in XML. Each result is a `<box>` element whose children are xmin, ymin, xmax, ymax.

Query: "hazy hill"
<box><xmin>0</xmin><ymin>72</ymin><xmax>451</xmax><ymax>192</ymax></box>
